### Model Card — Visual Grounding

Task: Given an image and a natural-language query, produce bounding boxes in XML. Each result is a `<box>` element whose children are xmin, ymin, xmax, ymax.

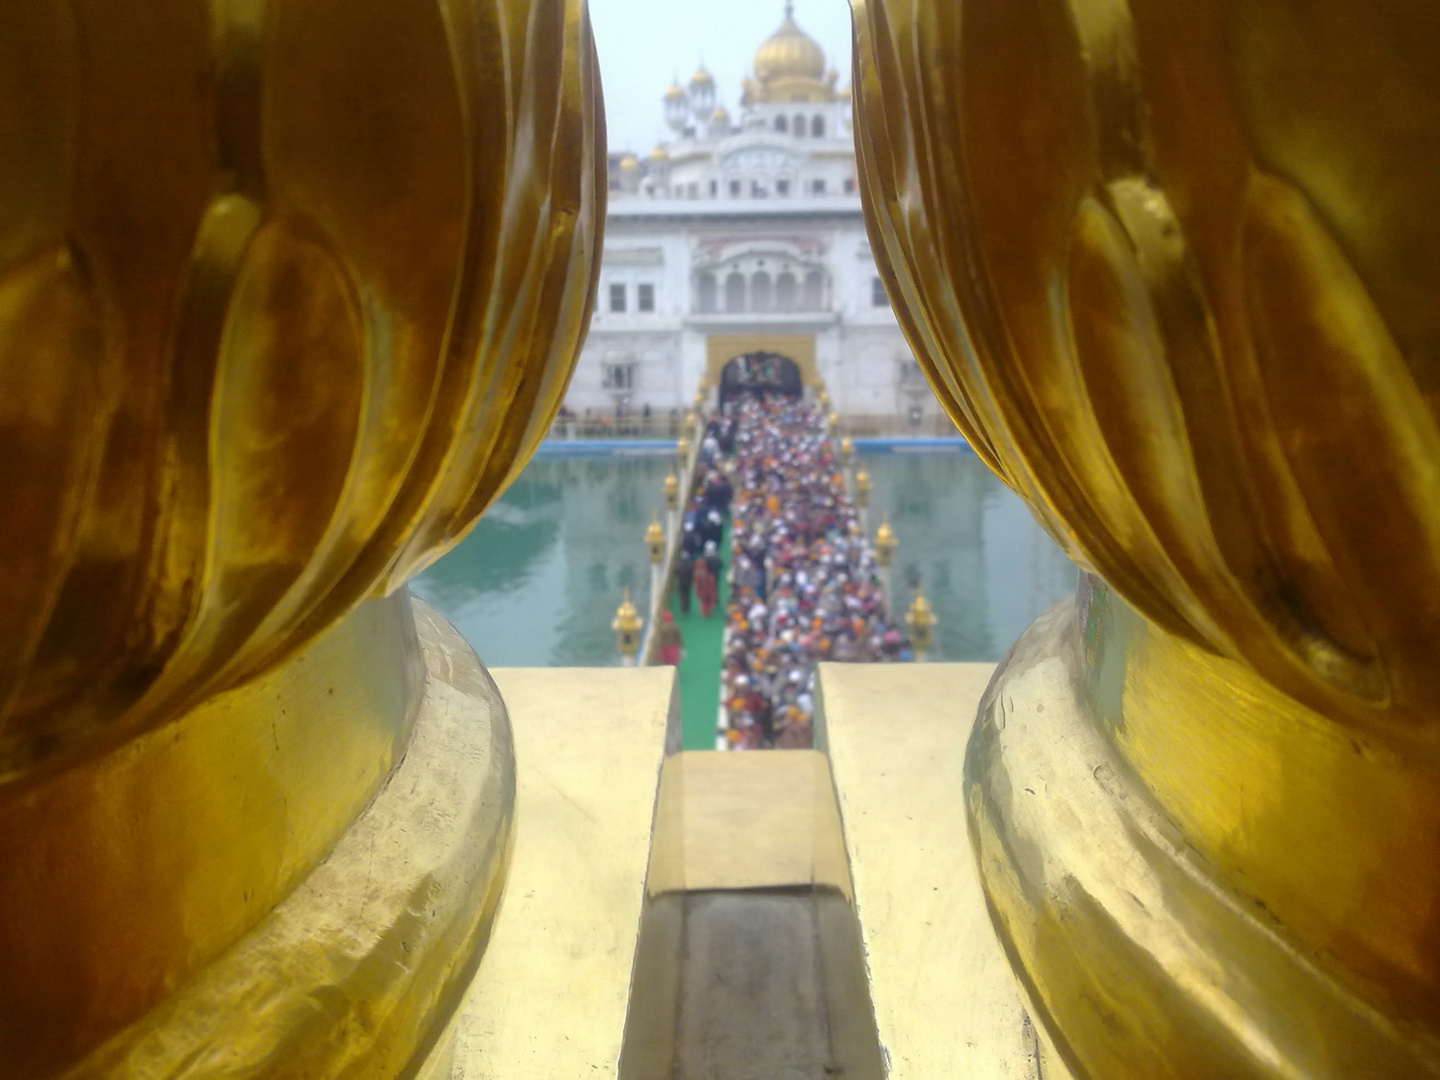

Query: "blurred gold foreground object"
<box><xmin>0</xmin><ymin>0</ymin><xmax>603</xmax><ymax>1073</ymax></box>
<box><xmin>852</xmin><ymin>0</ymin><xmax>1440</xmax><ymax>1076</ymax></box>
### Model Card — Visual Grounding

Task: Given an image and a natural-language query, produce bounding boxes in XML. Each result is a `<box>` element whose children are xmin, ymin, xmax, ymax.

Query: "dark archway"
<box><xmin>719</xmin><ymin>352</ymin><xmax>803</xmax><ymax>409</ymax></box>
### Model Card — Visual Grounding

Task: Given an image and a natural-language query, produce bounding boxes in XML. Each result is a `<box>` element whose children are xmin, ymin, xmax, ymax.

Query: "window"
<box><xmin>609</xmin><ymin>283</ymin><xmax>626</xmax><ymax>312</ymax></box>
<box><xmin>804</xmin><ymin>270</ymin><xmax>824</xmax><ymax>310</ymax></box>
<box><xmin>752</xmin><ymin>180</ymin><xmax>766</xmax><ymax>198</ymax></box>
<box><xmin>843</xmin><ymin>177</ymin><xmax>856</xmax><ymax>194</ymax></box>
<box><xmin>688</xmin><ymin>182</ymin><xmax>699</xmax><ymax>198</ymax></box>
<box><xmin>775</xmin><ymin>115</ymin><xmax>788</xmax><ymax>133</ymax></box>
<box><xmin>603</xmin><ymin>363</ymin><xmax>634</xmax><ymax>390</ymax></box>
<box><xmin>776</xmin><ymin>179</ymin><xmax>790</xmax><ymax>196</ymax></box>
<box><xmin>794</xmin><ymin>113</ymin><xmax>806</xmax><ymax>137</ymax></box>
<box><xmin>872</xmin><ymin>277</ymin><xmax>889</xmax><ymax>307</ymax></box>
<box><xmin>811</xmin><ymin>178</ymin><xmax>826</xmax><ymax>195</ymax></box>
<box><xmin>729</xmin><ymin>179</ymin><xmax>741</xmax><ymax>197</ymax></box>
<box><xmin>637</xmin><ymin>283</ymin><xmax>655</xmax><ymax>312</ymax></box>
<box><xmin>725</xmin><ymin>271</ymin><xmax>746</xmax><ymax>313</ymax></box>
<box><xmin>709</xmin><ymin>179</ymin><xmax>718</xmax><ymax>197</ymax></box>
<box><xmin>811</xmin><ymin>115</ymin><xmax>825</xmax><ymax>137</ymax></box>
<box><xmin>776</xmin><ymin>272</ymin><xmax>798</xmax><ymax>311</ymax></box>
<box><xmin>697</xmin><ymin>273</ymin><xmax>718</xmax><ymax>313</ymax></box>
<box><xmin>752</xmin><ymin>271</ymin><xmax>773</xmax><ymax>313</ymax></box>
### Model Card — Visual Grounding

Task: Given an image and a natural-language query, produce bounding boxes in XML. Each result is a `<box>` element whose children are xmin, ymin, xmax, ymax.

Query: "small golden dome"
<box><xmin>619</xmin><ymin>153</ymin><xmax>639</xmax><ymax>171</ymax></box>
<box><xmin>754</xmin><ymin>7</ymin><xmax>826</xmax><ymax>83</ymax></box>
<box><xmin>689</xmin><ymin>66</ymin><xmax>714</xmax><ymax>87</ymax></box>
<box><xmin>711</xmin><ymin>106</ymin><xmax>731</xmax><ymax>123</ymax></box>
<box><xmin>648</xmin><ymin>145</ymin><xmax>669</xmax><ymax>162</ymax></box>
<box><xmin>663</xmin><ymin>82</ymin><xmax>686</xmax><ymax>101</ymax></box>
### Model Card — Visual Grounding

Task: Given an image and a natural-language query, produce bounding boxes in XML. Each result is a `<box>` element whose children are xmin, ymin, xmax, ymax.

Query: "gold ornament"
<box><xmin>0</xmin><ymin>0</ymin><xmax>603</xmax><ymax>1072</ymax></box>
<box><xmin>853</xmin><ymin>0</ymin><xmax>1440</xmax><ymax>1075</ymax></box>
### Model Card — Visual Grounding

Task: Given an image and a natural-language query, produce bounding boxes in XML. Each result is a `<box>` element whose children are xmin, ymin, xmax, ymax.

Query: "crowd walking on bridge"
<box><xmin>673</xmin><ymin>393</ymin><xmax>913</xmax><ymax>750</ymax></box>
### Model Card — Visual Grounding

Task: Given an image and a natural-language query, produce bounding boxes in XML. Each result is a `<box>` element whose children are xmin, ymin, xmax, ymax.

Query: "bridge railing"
<box><xmin>549</xmin><ymin>414</ymin><xmax>686</xmax><ymax>440</ymax></box>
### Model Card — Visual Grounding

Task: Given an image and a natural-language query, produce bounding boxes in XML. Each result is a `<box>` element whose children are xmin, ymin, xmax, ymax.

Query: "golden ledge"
<box><xmin>816</xmin><ymin>661</ymin><xmax>1073</xmax><ymax>1080</ymax></box>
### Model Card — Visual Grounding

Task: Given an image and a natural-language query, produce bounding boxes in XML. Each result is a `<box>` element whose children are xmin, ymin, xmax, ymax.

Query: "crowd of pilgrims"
<box><xmin>673</xmin><ymin>394</ymin><xmax>912</xmax><ymax>751</ymax></box>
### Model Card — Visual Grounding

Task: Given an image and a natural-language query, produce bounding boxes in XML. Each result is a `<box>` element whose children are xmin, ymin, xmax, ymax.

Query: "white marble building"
<box><xmin>569</xmin><ymin>5</ymin><xmax>936</xmax><ymax>427</ymax></box>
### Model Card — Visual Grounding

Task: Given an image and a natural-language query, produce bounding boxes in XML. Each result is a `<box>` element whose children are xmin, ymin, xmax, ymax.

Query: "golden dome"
<box><xmin>648</xmin><ymin>145</ymin><xmax>669</xmax><ymax>162</ymax></box>
<box><xmin>711</xmin><ymin>106</ymin><xmax>731</xmax><ymax>123</ymax></box>
<box><xmin>754</xmin><ymin>7</ymin><xmax>825</xmax><ymax>83</ymax></box>
<box><xmin>619</xmin><ymin>152</ymin><xmax>639</xmax><ymax>170</ymax></box>
<box><xmin>689</xmin><ymin>66</ymin><xmax>714</xmax><ymax>87</ymax></box>
<box><xmin>663</xmin><ymin>81</ymin><xmax>686</xmax><ymax>101</ymax></box>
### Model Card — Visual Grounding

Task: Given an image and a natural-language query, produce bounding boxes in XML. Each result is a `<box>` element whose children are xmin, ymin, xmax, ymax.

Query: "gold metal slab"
<box><xmin>816</xmin><ymin>662</ymin><xmax>1074</xmax><ymax>1080</ymax></box>
<box><xmin>450</xmin><ymin>667</ymin><xmax>675</xmax><ymax>1080</ymax></box>
<box><xmin>645</xmin><ymin>749</ymin><xmax>850</xmax><ymax>896</ymax></box>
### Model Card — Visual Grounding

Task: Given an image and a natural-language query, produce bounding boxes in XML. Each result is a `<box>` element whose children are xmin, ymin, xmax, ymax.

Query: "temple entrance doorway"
<box><xmin>718</xmin><ymin>351</ymin><xmax>803</xmax><ymax>409</ymax></box>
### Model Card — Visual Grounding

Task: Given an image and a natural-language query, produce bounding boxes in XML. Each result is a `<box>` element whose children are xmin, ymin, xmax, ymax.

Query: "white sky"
<box><xmin>588</xmin><ymin>0</ymin><xmax>855</xmax><ymax>155</ymax></box>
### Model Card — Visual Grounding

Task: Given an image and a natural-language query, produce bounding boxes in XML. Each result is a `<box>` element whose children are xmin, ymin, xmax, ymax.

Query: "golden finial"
<box><xmin>854</xmin><ymin>467</ymin><xmax>872</xmax><ymax>508</ymax></box>
<box><xmin>840</xmin><ymin>435</ymin><xmax>855</xmax><ymax>466</ymax></box>
<box><xmin>664</xmin><ymin>470</ymin><xmax>680</xmax><ymax>511</ymax></box>
<box><xmin>676</xmin><ymin>435</ymin><xmax>691</xmax><ymax>464</ymax></box>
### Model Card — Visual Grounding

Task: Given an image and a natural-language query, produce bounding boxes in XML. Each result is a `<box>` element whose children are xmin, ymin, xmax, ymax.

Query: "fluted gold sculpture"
<box><xmin>852</xmin><ymin>0</ymin><xmax>1440</xmax><ymax>1076</ymax></box>
<box><xmin>0</xmin><ymin>0</ymin><xmax>603</xmax><ymax>1074</ymax></box>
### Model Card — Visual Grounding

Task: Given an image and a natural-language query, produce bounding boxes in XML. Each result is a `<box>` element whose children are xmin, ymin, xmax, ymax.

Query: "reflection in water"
<box><xmin>862</xmin><ymin>451</ymin><xmax>1078</xmax><ymax>661</ymax></box>
<box><xmin>411</xmin><ymin>455</ymin><xmax>670</xmax><ymax>667</ymax></box>
<box><xmin>411</xmin><ymin>449</ymin><xmax>1076</xmax><ymax>667</ymax></box>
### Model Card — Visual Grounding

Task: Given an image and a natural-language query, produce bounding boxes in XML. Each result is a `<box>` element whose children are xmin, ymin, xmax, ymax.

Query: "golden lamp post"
<box><xmin>853</xmin><ymin>466</ymin><xmax>872</xmax><ymax>533</ymax></box>
<box><xmin>663</xmin><ymin>470</ymin><xmax>680</xmax><ymax>540</ymax></box>
<box><xmin>612</xmin><ymin>589</ymin><xmax>643</xmax><ymax>668</ymax></box>
<box><xmin>873</xmin><ymin>518</ymin><xmax>897</xmax><ymax>569</ymax></box>
<box><xmin>851</xmin><ymin>0</ymin><xmax>1440</xmax><ymax>1075</ymax></box>
<box><xmin>839</xmin><ymin>436</ymin><xmax>855</xmax><ymax>469</ymax></box>
<box><xmin>645</xmin><ymin>515</ymin><xmax>666</xmax><ymax>642</ymax></box>
<box><xmin>905</xmin><ymin>586</ymin><xmax>936</xmax><ymax>662</ymax></box>
<box><xmin>873</xmin><ymin>517</ymin><xmax>897</xmax><ymax>603</ymax></box>
<box><xmin>645</xmin><ymin>513</ymin><xmax>666</xmax><ymax>565</ymax></box>
<box><xmin>676</xmin><ymin>434</ymin><xmax>691</xmax><ymax>470</ymax></box>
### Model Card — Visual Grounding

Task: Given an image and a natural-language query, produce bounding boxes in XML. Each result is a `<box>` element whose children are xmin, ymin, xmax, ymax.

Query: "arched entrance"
<box><xmin>703</xmin><ymin>334</ymin><xmax>819</xmax><ymax>393</ymax></box>
<box><xmin>719</xmin><ymin>351</ymin><xmax>803</xmax><ymax>408</ymax></box>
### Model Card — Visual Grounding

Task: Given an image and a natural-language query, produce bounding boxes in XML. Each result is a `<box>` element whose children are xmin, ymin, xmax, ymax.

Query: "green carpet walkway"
<box><xmin>669</xmin><ymin>520</ymin><xmax>732</xmax><ymax>750</ymax></box>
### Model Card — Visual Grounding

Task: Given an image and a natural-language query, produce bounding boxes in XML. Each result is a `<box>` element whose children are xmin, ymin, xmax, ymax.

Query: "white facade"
<box><xmin>572</xmin><ymin>8</ymin><xmax>933</xmax><ymax>426</ymax></box>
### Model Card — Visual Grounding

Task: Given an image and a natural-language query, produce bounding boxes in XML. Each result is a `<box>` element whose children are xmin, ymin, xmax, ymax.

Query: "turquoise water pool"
<box><xmin>410</xmin><ymin>447</ymin><xmax>1076</xmax><ymax>667</ymax></box>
